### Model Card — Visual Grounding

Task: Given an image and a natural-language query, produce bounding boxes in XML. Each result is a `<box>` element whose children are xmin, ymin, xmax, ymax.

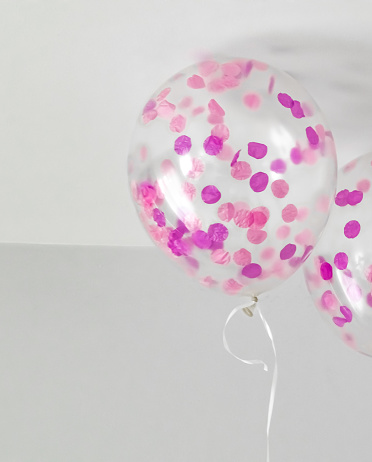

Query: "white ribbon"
<box><xmin>223</xmin><ymin>298</ymin><xmax>278</xmax><ymax>462</ymax></box>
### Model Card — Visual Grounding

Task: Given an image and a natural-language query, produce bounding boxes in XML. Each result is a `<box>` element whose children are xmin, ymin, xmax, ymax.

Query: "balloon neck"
<box><xmin>242</xmin><ymin>296</ymin><xmax>258</xmax><ymax>317</ymax></box>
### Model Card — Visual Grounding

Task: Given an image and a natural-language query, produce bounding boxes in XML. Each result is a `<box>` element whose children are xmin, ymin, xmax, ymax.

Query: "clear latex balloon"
<box><xmin>128</xmin><ymin>57</ymin><xmax>337</xmax><ymax>297</ymax></box>
<box><xmin>304</xmin><ymin>152</ymin><xmax>372</xmax><ymax>356</ymax></box>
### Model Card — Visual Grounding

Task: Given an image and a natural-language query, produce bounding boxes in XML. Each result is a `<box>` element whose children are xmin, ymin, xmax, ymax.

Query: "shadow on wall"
<box><xmin>194</xmin><ymin>34</ymin><xmax>372</xmax><ymax>165</ymax></box>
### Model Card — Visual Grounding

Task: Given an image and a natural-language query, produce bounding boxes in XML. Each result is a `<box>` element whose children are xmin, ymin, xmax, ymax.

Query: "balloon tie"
<box><xmin>222</xmin><ymin>297</ymin><xmax>278</xmax><ymax>462</ymax></box>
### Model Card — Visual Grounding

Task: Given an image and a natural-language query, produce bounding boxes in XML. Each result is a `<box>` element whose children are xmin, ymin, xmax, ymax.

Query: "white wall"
<box><xmin>1</xmin><ymin>0</ymin><xmax>371</xmax><ymax>245</ymax></box>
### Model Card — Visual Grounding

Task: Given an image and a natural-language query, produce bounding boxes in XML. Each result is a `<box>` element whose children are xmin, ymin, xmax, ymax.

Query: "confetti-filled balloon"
<box><xmin>304</xmin><ymin>152</ymin><xmax>372</xmax><ymax>356</ymax></box>
<box><xmin>128</xmin><ymin>57</ymin><xmax>337</xmax><ymax>297</ymax></box>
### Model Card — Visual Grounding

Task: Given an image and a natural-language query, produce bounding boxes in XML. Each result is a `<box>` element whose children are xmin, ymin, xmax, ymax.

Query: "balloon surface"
<box><xmin>128</xmin><ymin>57</ymin><xmax>337</xmax><ymax>297</ymax></box>
<box><xmin>305</xmin><ymin>152</ymin><xmax>372</xmax><ymax>356</ymax></box>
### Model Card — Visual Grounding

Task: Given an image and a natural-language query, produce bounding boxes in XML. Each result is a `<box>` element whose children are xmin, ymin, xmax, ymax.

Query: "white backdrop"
<box><xmin>1</xmin><ymin>0</ymin><xmax>372</xmax><ymax>245</ymax></box>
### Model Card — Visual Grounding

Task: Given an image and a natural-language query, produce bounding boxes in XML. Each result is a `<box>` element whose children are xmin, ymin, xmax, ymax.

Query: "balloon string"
<box><xmin>222</xmin><ymin>298</ymin><xmax>278</xmax><ymax>462</ymax></box>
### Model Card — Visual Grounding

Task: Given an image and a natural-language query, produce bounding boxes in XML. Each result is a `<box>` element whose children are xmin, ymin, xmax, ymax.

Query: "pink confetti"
<box><xmin>179</xmin><ymin>96</ymin><xmax>192</xmax><ymax>108</ymax></box>
<box><xmin>156</xmin><ymin>87</ymin><xmax>171</xmax><ymax>101</ymax></box>
<box><xmin>247</xmin><ymin>229</ymin><xmax>267</xmax><ymax>244</ymax></box>
<box><xmin>296</xmin><ymin>207</ymin><xmax>309</xmax><ymax>221</ymax></box>
<box><xmin>270</xmin><ymin>159</ymin><xmax>286</xmax><ymax>174</ymax></box>
<box><xmin>192</xmin><ymin>230</ymin><xmax>212</xmax><ymax>249</ymax></box>
<box><xmin>290</xmin><ymin>147</ymin><xmax>302</xmax><ymax>164</ymax></box>
<box><xmin>211</xmin><ymin>124</ymin><xmax>229</xmax><ymax>141</ymax></box>
<box><xmin>142</xmin><ymin>109</ymin><xmax>157</xmax><ymax>124</ymax></box>
<box><xmin>198</xmin><ymin>60</ymin><xmax>219</xmax><ymax>77</ymax></box>
<box><xmin>208</xmin><ymin>223</ymin><xmax>229</xmax><ymax>242</ymax></box>
<box><xmin>344</xmin><ymin>220</ymin><xmax>360</xmax><ymax>239</ymax></box>
<box><xmin>174</xmin><ymin>135</ymin><xmax>192</xmax><ymax>155</ymax></box>
<box><xmin>268</xmin><ymin>75</ymin><xmax>275</xmax><ymax>94</ymax></box>
<box><xmin>207</xmin><ymin>113</ymin><xmax>224</xmax><ymax>124</ymax></box>
<box><xmin>222</xmin><ymin>279</ymin><xmax>243</xmax><ymax>295</ymax></box>
<box><xmin>216</xmin><ymin>144</ymin><xmax>234</xmax><ymax>161</ymax></box>
<box><xmin>211</xmin><ymin>249</ymin><xmax>231</xmax><ymax>265</ymax></box>
<box><xmin>367</xmin><ymin>293</ymin><xmax>372</xmax><ymax>307</ymax></box>
<box><xmin>276</xmin><ymin>225</ymin><xmax>290</xmax><ymax>239</ymax></box>
<box><xmin>261</xmin><ymin>247</ymin><xmax>275</xmax><ymax>260</ymax></box>
<box><xmin>230</xmin><ymin>150</ymin><xmax>240</xmax><ymax>167</ymax></box>
<box><xmin>321</xmin><ymin>290</ymin><xmax>337</xmax><ymax>310</ymax></box>
<box><xmin>277</xmin><ymin>93</ymin><xmax>294</xmax><ymax>108</ymax></box>
<box><xmin>153</xmin><ymin>208</ymin><xmax>166</xmax><ymax>227</ymax></box>
<box><xmin>365</xmin><ymin>265</ymin><xmax>372</xmax><ymax>283</ymax></box>
<box><xmin>357</xmin><ymin>179</ymin><xmax>370</xmax><ymax>192</ymax></box>
<box><xmin>221</xmin><ymin>75</ymin><xmax>240</xmax><ymax>89</ymax></box>
<box><xmin>187</xmin><ymin>74</ymin><xmax>205</xmax><ymax>89</ymax></box>
<box><xmin>192</xmin><ymin>106</ymin><xmax>205</xmax><ymax>117</ymax></box>
<box><xmin>280</xmin><ymin>243</ymin><xmax>296</xmax><ymax>260</ymax></box>
<box><xmin>248</xmin><ymin>207</ymin><xmax>269</xmax><ymax>229</ymax></box>
<box><xmin>157</xmin><ymin>100</ymin><xmax>176</xmax><ymax>118</ymax></box>
<box><xmin>248</xmin><ymin>142</ymin><xmax>268</xmax><ymax>159</ymax></box>
<box><xmin>306</xmin><ymin>126</ymin><xmax>319</xmax><ymax>146</ymax></box>
<box><xmin>208</xmin><ymin>99</ymin><xmax>225</xmax><ymax>116</ymax></box>
<box><xmin>250</xmin><ymin>172</ymin><xmax>269</xmax><ymax>192</ymax></box>
<box><xmin>243</xmin><ymin>93</ymin><xmax>261</xmax><ymax>109</ymax></box>
<box><xmin>291</xmin><ymin>101</ymin><xmax>305</xmax><ymax>118</ymax></box>
<box><xmin>203</xmin><ymin>135</ymin><xmax>223</xmax><ymax>155</ymax></box>
<box><xmin>231</xmin><ymin>161</ymin><xmax>252</xmax><ymax>180</ymax></box>
<box><xmin>201</xmin><ymin>185</ymin><xmax>221</xmax><ymax>204</ymax></box>
<box><xmin>183</xmin><ymin>182</ymin><xmax>196</xmax><ymax>201</ymax></box>
<box><xmin>271</xmin><ymin>179</ymin><xmax>289</xmax><ymax>198</ymax></box>
<box><xmin>234</xmin><ymin>209</ymin><xmax>251</xmax><ymax>228</ymax></box>
<box><xmin>200</xmin><ymin>276</ymin><xmax>218</xmax><ymax>287</ymax></box>
<box><xmin>187</xmin><ymin>157</ymin><xmax>204</xmax><ymax>179</ymax></box>
<box><xmin>242</xmin><ymin>263</ymin><xmax>262</xmax><ymax>278</ymax></box>
<box><xmin>282</xmin><ymin>204</ymin><xmax>298</xmax><ymax>222</ymax></box>
<box><xmin>170</xmin><ymin>114</ymin><xmax>186</xmax><ymax>132</ymax></box>
<box><xmin>320</xmin><ymin>262</ymin><xmax>333</xmax><ymax>280</ymax></box>
<box><xmin>142</xmin><ymin>99</ymin><xmax>156</xmax><ymax>114</ymax></box>
<box><xmin>218</xmin><ymin>202</ymin><xmax>235</xmax><ymax>222</ymax></box>
<box><xmin>221</xmin><ymin>62</ymin><xmax>241</xmax><ymax>77</ymax></box>
<box><xmin>233</xmin><ymin>248</ymin><xmax>252</xmax><ymax>266</ymax></box>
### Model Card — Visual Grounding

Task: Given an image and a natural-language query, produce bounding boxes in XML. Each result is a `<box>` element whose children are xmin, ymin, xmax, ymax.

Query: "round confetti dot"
<box><xmin>233</xmin><ymin>248</ymin><xmax>252</xmax><ymax>266</ymax></box>
<box><xmin>153</xmin><ymin>208</ymin><xmax>166</xmax><ymax>227</ymax></box>
<box><xmin>280</xmin><ymin>243</ymin><xmax>296</xmax><ymax>260</ymax></box>
<box><xmin>321</xmin><ymin>290</ymin><xmax>337</xmax><ymax>310</ymax></box>
<box><xmin>170</xmin><ymin>114</ymin><xmax>186</xmax><ymax>133</ymax></box>
<box><xmin>290</xmin><ymin>147</ymin><xmax>302</xmax><ymax>164</ymax></box>
<box><xmin>174</xmin><ymin>135</ymin><xmax>192</xmax><ymax>155</ymax></box>
<box><xmin>218</xmin><ymin>202</ymin><xmax>235</xmax><ymax>222</ymax></box>
<box><xmin>270</xmin><ymin>159</ymin><xmax>286</xmax><ymax>174</ymax></box>
<box><xmin>192</xmin><ymin>230</ymin><xmax>212</xmax><ymax>249</ymax></box>
<box><xmin>223</xmin><ymin>279</ymin><xmax>243</xmax><ymax>295</ymax></box>
<box><xmin>234</xmin><ymin>209</ymin><xmax>251</xmax><ymax>228</ymax></box>
<box><xmin>201</xmin><ymin>185</ymin><xmax>221</xmax><ymax>204</ymax></box>
<box><xmin>248</xmin><ymin>142</ymin><xmax>268</xmax><ymax>159</ymax></box>
<box><xmin>276</xmin><ymin>225</ymin><xmax>290</xmax><ymax>239</ymax></box>
<box><xmin>250</xmin><ymin>172</ymin><xmax>269</xmax><ymax>192</ymax></box>
<box><xmin>261</xmin><ymin>247</ymin><xmax>275</xmax><ymax>260</ymax></box>
<box><xmin>183</xmin><ymin>182</ymin><xmax>196</xmax><ymax>201</ymax></box>
<box><xmin>291</xmin><ymin>101</ymin><xmax>305</xmax><ymax>119</ymax></box>
<box><xmin>217</xmin><ymin>144</ymin><xmax>234</xmax><ymax>161</ymax></box>
<box><xmin>334</xmin><ymin>252</ymin><xmax>348</xmax><ymax>270</ymax></box>
<box><xmin>203</xmin><ymin>135</ymin><xmax>223</xmax><ymax>155</ymax></box>
<box><xmin>248</xmin><ymin>208</ymin><xmax>269</xmax><ymax>229</ymax></box>
<box><xmin>306</xmin><ymin>126</ymin><xmax>319</xmax><ymax>146</ymax></box>
<box><xmin>357</xmin><ymin>179</ymin><xmax>370</xmax><ymax>192</ymax></box>
<box><xmin>211</xmin><ymin>249</ymin><xmax>231</xmax><ymax>265</ymax></box>
<box><xmin>157</xmin><ymin>100</ymin><xmax>176</xmax><ymax>118</ymax></box>
<box><xmin>211</xmin><ymin>124</ymin><xmax>229</xmax><ymax>141</ymax></box>
<box><xmin>335</xmin><ymin>189</ymin><xmax>349</xmax><ymax>206</ymax></box>
<box><xmin>187</xmin><ymin>74</ymin><xmax>205</xmax><ymax>89</ymax></box>
<box><xmin>231</xmin><ymin>161</ymin><xmax>252</xmax><ymax>180</ymax></box>
<box><xmin>271</xmin><ymin>179</ymin><xmax>289</xmax><ymax>198</ymax></box>
<box><xmin>247</xmin><ymin>229</ymin><xmax>267</xmax><ymax>244</ymax></box>
<box><xmin>243</xmin><ymin>93</ymin><xmax>261</xmax><ymax>109</ymax></box>
<box><xmin>208</xmin><ymin>223</ymin><xmax>229</xmax><ymax>242</ymax></box>
<box><xmin>208</xmin><ymin>99</ymin><xmax>225</xmax><ymax>116</ymax></box>
<box><xmin>187</xmin><ymin>157</ymin><xmax>205</xmax><ymax>179</ymax></box>
<box><xmin>348</xmin><ymin>190</ymin><xmax>363</xmax><ymax>206</ymax></box>
<box><xmin>242</xmin><ymin>263</ymin><xmax>262</xmax><ymax>278</ymax></box>
<box><xmin>344</xmin><ymin>220</ymin><xmax>361</xmax><ymax>239</ymax></box>
<box><xmin>282</xmin><ymin>204</ymin><xmax>298</xmax><ymax>223</ymax></box>
<box><xmin>277</xmin><ymin>93</ymin><xmax>294</xmax><ymax>108</ymax></box>
<box><xmin>320</xmin><ymin>262</ymin><xmax>333</xmax><ymax>280</ymax></box>
<box><xmin>347</xmin><ymin>284</ymin><xmax>362</xmax><ymax>302</ymax></box>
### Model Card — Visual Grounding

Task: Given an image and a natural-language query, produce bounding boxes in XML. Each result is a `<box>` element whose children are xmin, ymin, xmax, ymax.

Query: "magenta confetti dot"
<box><xmin>320</xmin><ymin>262</ymin><xmax>333</xmax><ymax>280</ymax></box>
<box><xmin>277</xmin><ymin>93</ymin><xmax>294</xmax><ymax>108</ymax></box>
<box><xmin>280</xmin><ymin>243</ymin><xmax>296</xmax><ymax>260</ymax></box>
<box><xmin>242</xmin><ymin>263</ymin><xmax>262</xmax><ymax>278</ymax></box>
<box><xmin>230</xmin><ymin>150</ymin><xmax>240</xmax><ymax>167</ymax></box>
<box><xmin>192</xmin><ymin>230</ymin><xmax>212</xmax><ymax>249</ymax></box>
<box><xmin>270</xmin><ymin>159</ymin><xmax>286</xmax><ymax>174</ymax></box>
<box><xmin>153</xmin><ymin>208</ymin><xmax>166</xmax><ymax>227</ymax></box>
<box><xmin>201</xmin><ymin>185</ymin><xmax>221</xmax><ymax>204</ymax></box>
<box><xmin>344</xmin><ymin>220</ymin><xmax>361</xmax><ymax>239</ymax></box>
<box><xmin>334</xmin><ymin>252</ymin><xmax>348</xmax><ymax>270</ymax></box>
<box><xmin>208</xmin><ymin>223</ymin><xmax>229</xmax><ymax>242</ymax></box>
<box><xmin>250</xmin><ymin>172</ymin><xmax>269</xmax><ymax>193</ymax></box>
<box><xmin>203</xmin><ymin>135</ymin><xmax>223</xmax><ymax>156</ymax></box>
<box><xmin>290</xmin><ymin>147</ymin><xmax>302</xmax><ymax>164</ymax></box>
<box><xmin>174</xmin><ymin>135</ymin><xmax>192</xmax><ymax>155</ymax></box>
<box><xmin>248</xmin><ymin>142</ymin><xmax>268</xmax><ymax>159</ymax></box>
<box><xmin>348</xmin><ymin>190</ymin><xmax>363</xmax><ymax>206</ymax></box>
<box><xmin>367</xmin><ymin>293</ymin><xmax>372</xmax><ymax>308</ymax></box>
<box><xmin>306</xmin><ymin>126</ymin><xmax>319</xmax><ymax>146</ymax></box>
<box><xmin>291</xmin><ymin>101</ymin><xmax>305</xmax><ymax>118</ymax></box>
<box><xmin>335</xmin><ymin>189</ymin><xmax>349</xmax><ymax>207</ymax></box>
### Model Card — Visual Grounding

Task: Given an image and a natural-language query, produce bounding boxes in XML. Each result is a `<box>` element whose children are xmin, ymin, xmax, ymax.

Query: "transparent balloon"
<box><xmin>128</xmin><ymin>57</ymin><xmax>337</xmax><ymax>297</ymax></box>
<box><xmin>304</xmin><ymin>152</ymin><xmax>372</xmax><ymax>356</ymax></box>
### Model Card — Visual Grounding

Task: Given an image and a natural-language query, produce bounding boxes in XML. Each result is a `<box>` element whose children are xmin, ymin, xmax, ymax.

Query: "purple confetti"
<box><xmin>344</xmin><ymin>220</ymin><xmax>361</xmax><ymax>239</ymax></box>
<box><xmin>277</xmin><ymin>93</ymin><xmax>294</xmax><ymax>108</ymax></box>
<box><xmin>168</xmin><ymin>238</ymin><xmax>189</xmax><ymax>257</ymax></box>
<box><xmin>270</xmin><ymin>159</ymin><xmax>286</xmax><ymax>174</ymax></box>
<box><xmin>174</xmin><ymin>135</ymin><xmax>192</xmax><ymax>155</ymax></box>
<box><xmin>248</xmin><ymin>142</ymin><xmax>268</xmax><ymax>159</ymax></box>
<box><xmin>203</xmin><ymin>135</ymin><xmax>223</xmax><ymax>156</ymax></box>
<box><xmin>306</xmin><ymin>126</ymin><xmax>319</xmax><ymax>146</ymax></box>
<box><xmin>242</xmin><ymin>263</ymin><xmax>262</xmax><ymax>278</ymax></box>
<box><xmin>348</xmin><ymin>190</ymin><xmax>363</xmax><ymax>206</ymax></box>
<box><xmin>335</xmin><ymin>189</ymin><xmax>349</xmax><ymax>207</ymax></box>
<box><xmin>250</xmin><ymin>172</ymin><xmax>269</xmax><ymax>193</ymax></box>
<box><xmin>152</xmin><ymin>208</ymin><xmax>166</xmax><ymax>227</ymax></box>
<box><xmin>291</xmin><ymin>101</ymin><xmax>305</xmax><ymax>118</ymax></box>
<box><xmin>320</xmin><ymin>262</ymin><xmax>333</xmax><ymax>280</ymax></box>
<box><xmin>192</xmin><ymin>230</ymin><xmax>212</xmax><ymax>249</ymax></box>
<box><xmin>230</xmin><ymin>150</ymin><xmax>240</xmax><ymax>167</ymax></box>
<box><xmin>201</xmin><ymin>185</ymin><xmax>221</xmax><ymax>204</ymax></box>
<box><xmin>280</xmin><ymin>243</ymin><xmax>296</xmax><ymax>260</ymax></box>
<box><xmin>334</xmin><ymin>252</ymin><xmax>348</xmax><ymax>270</ymax></box>
<box><xmin>208</xmin><ymin>223</ymin><xmax>229</xmax><ymax>242</ymax></box>
<box><xmin>290</xmin><ymin>147</ymin><xmax>302</xmax><ymax>164</ymax></box>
